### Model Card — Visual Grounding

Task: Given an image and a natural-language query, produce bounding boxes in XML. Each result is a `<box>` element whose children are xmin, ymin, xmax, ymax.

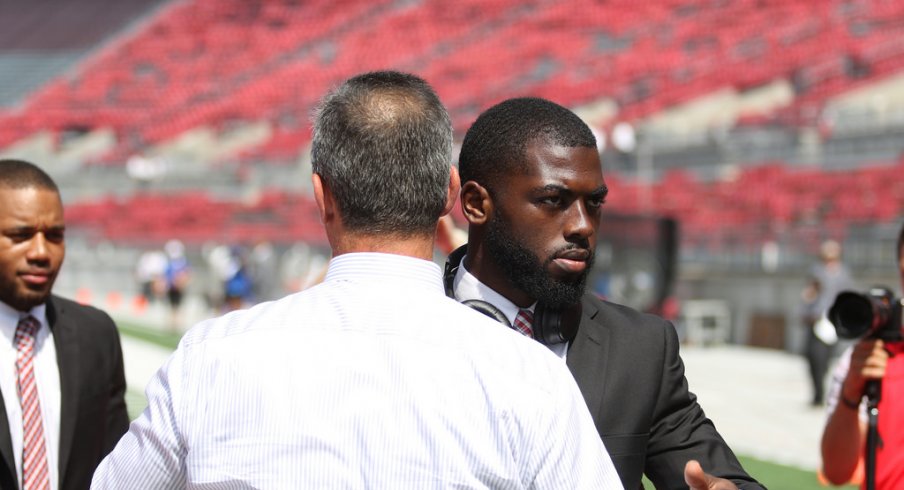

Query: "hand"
<box><xmin>684</xmin><ymin>460</ymin><xmax>739</xmax><ymax>490</ymax></box>
<box><xmin>842</xmin><ymin>339</ymin><xmax>889</xmax><ymax>401</ymax></box>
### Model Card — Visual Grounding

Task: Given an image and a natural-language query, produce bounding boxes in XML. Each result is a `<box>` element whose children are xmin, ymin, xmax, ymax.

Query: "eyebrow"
<box><xmin>533</xmin><ymin>184</ymin><xmax>609</xmax><ymax>199</ymax></box>
<box><xmin>591</xmin><ymin>186</ymin><xmax>609</xmax><ymax>198</ymax></box>
<box><xmin>534</xmin><ymin>184</ymin><xmax>608</xmax><ymax>196</ymax></box>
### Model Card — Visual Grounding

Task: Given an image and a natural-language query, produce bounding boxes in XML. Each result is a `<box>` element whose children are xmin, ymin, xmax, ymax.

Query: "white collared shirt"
<box><xmin>0</xmin><ymin>301</ymin><xmax>61</xmax><ymax>490</ymax></box>
<box><xmin>452</xmin><ymin>255</ymin><xmax>570</xmax><ymax>359</ymax></box>
<box><xmin>93</xmin><ymin>252</ymin><xmax>621</xmax><ymax>489</ymax></box>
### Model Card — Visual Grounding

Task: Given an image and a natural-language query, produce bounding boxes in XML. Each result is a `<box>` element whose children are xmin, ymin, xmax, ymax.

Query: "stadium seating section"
<box><xmin>2</xmin><ymin>0</ymin><xmax>904</xmax><ymax>246</ymax></box>
<box><xmin>2</xmin><ymin>0</ymin><xmax>904</xmax><ymax>160</ymax></box>
<box><xmin>64</xmin><ymin>189</ymin><xmax>326</xmax><ymax>245</ymax></box>
<box><xmin>61</xmin><ymin>154</ymin><xmax>904</xmax><ymax>248</ymax></box>
<box><xmin>605</xmin><ymin>155</ymin><xmax>904</xmax><ymax>250</ymax></box>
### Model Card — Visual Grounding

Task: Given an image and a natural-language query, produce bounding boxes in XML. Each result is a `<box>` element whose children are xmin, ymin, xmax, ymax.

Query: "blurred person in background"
<box><xmin>447</xmin><ymin>97</ymin><xmax>762</xmax><ymax>489</ymax></box>
<box><xmin>820</xmin><ymin>224</ymin><xmax>904</xmax><ymax>488</ymax></box>
<box><xmin>162</xmin><ymin>239</ymin><xmax>190</xmax><ymax>331</ymax></box>
<box><xmin>205</xmin><ymin>243</ymin><xmax>256</xmax><ymax>312</ymax></box>
<box><xmin>801</xmin><ymin>239</ymin><xmax>855</xmax><ymax>406</ymax></box>
<box><xmin>134</xmin><ymin>248</ymin><xmax>166</xmax><ymax>306</ymax></box>
<box><xmin>249</xmin><ymin>239</ymin><xmax>281</xmax><ymax>302</ymax></box>
<box><xmin>221</xmin><ymin>245</ymin><xmax>253</xmax><ymax>311</ymax></box>
<box><xmin>0</xmin><ymin>159</ymin><xmax>128</xmax><ymax>489</ymax></box>
<box><xmin>92</xmin><ymin>71</ymin><xmax>620</xmax><ymax>488</ymax></box>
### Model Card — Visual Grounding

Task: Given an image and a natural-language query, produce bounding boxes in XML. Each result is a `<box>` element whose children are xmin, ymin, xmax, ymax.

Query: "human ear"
<box><xmin>460</xmin><ymin>181</ymin><xmax>492</xmax><ymax>226</ymax></box>
<box><xmin>441</xmin><ymin>166</ymin><xmax>461</xmax><ymax>217</ymax></box>
<box><xmin>312</xmin><ymin>173</ymin><xmax>334</xmax><ymax>225</ymax></box>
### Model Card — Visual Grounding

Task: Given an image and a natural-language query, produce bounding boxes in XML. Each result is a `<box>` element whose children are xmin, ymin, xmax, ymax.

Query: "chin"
<box><xmin>546</xmin><ymin>269</ymin><xmax>585</xmax><ymax>285</ymax></box>
<box><xmin>16</xmin><ymin>292</ymin><xmax>51</xmax><ymax>311</ymax></box>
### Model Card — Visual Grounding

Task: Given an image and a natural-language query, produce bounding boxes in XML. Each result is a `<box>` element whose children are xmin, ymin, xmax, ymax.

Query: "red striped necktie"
<box><xmin>513</xmin><ymin>309</ymin><xmax>534</xmax><ymax>339</ymax></box>
<box><xmin>15</xmin><ymin>316</ymin><xmax>50</xmax><ymax>490</ymax></box>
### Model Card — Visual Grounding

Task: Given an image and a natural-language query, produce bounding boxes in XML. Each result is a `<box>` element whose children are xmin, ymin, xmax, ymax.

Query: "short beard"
<box><xmin>0</xmin><ymin>280</ymin><xmax>51</xmax><ymax>312</ymax></box>
<box><xmin>484</xmin><ymin>213</ymin><xmax>593</xmax><ymax>308</ymax></box>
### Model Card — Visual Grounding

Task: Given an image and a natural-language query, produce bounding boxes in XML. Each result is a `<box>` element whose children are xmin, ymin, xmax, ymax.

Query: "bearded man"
<box><xmin>446</xmin><ymin>97</ymin><xmax>763</xmax><ymax>490</ymax></box>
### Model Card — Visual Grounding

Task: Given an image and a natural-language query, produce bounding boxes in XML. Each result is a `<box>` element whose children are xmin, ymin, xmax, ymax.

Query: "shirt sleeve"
<box><xmin>91</xmin><ymin>345</ymin><xmax>188</xmax><ymax>489</ymax></box>
<box><xmin>825</xmin><ymin>345</ymin><xmax>867</xmax><ymax>421</ymax></box>
<box><xmin>528</xmin><ymin>361</ymin><xmax>623</xmax><ymax>489</ymax></box>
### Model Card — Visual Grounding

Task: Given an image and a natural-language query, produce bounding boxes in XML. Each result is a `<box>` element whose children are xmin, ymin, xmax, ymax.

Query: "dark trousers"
<box><xmin>805</xmin><ymin>327</ymin><xmax>834</xmax><ymax>405</ymax></box>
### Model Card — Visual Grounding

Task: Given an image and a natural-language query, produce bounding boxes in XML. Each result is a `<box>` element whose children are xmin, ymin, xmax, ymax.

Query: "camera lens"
<box><xmin>829</xmin><ymin>292</ymin><xmax>875</xmax><ymax>339</ymax></box>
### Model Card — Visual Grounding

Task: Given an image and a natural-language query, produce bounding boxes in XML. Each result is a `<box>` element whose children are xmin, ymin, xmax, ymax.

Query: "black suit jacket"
<box><xmin>0</xmin><ymin>295</ymin><xmax>129</xmax><ymax>490</ymax></box>
<box><xmin>568</xmin><ymin>293</ymin><xmax>763</xmax><ymax>489</ymax></box>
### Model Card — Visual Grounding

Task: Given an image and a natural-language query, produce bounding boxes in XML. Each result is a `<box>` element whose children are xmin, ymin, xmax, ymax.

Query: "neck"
<box><xmin>463</xmin><ymin>240</ymin><xmax>535</xmax><ymax>308</ymax></box>
<box><xmin>331</xmin><ymin>232</ymin><xmax>436</xmax><ymax>261</ymax></box>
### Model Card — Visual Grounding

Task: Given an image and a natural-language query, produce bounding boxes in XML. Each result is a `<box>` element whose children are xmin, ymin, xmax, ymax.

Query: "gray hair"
<box><xmin>311</xmin><ymin>71</ymin><xmax>453</xmax><ymax>236</ymax></box>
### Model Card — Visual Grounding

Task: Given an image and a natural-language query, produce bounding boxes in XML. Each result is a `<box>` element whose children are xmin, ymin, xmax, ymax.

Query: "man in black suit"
<box><xmin>0</xmin><ymin>159</ymin><xmax>128</xmax><ymax>489</ymax></box>
<box><xmin>446</xmin><ymin>98</ymin><xmax>763</xmax><ymax>489</ymax></box>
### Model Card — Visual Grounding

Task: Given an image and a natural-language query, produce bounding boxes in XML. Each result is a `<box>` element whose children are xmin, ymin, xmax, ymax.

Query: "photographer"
<box><xmin>820</xmin><ymin>224</ymin><xmax>904</xmax><ymax>488</ymax></box>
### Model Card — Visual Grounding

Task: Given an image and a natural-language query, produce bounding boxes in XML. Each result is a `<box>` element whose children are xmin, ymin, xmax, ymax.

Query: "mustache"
<box><xmin>547</xmin><ymin>242</ymin><xmax>593</xmax><ymax>260</ymax></box>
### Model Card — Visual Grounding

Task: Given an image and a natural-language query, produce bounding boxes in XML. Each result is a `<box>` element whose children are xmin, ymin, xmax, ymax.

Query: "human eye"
<box><xmin>5</xmin><ymin>229</ymin><xmax>34</xmax><ymax>243</ymax></box>
<box><xmin>44</xmin><ymin>229</ymin><xmax>65</xmax><ymax>243</ymax></box>
<box><xmin>587</xmin><ymin>187</ymin><xmax>608</xmax><ymax>210</ymax></box>
<box><xmin>587</xmin><ymin>195</ymin><xmax>606</xmax><ymax>209</ymax></box>
<box><xmin>539</xmin><ymin>195</ymin><xmax>563</xmax><ymax>206</ymax></box>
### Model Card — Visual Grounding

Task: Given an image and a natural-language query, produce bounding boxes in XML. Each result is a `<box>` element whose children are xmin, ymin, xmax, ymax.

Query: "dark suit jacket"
<box><xmin>568</xmin><ymin>293</ymin><xmax>763</xmax><ymax>489</ymax></box>
<box><xmin>0</xmin><ymin>295</ymin><xmax>129</xmax><ymax>490</ymax></box>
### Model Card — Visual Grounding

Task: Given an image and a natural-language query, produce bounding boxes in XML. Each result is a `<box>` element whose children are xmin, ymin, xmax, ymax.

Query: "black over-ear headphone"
<box><xmin>443</xmin><ymin>246</ymin><xmax>579</xmax><ymax>345</ymax></box>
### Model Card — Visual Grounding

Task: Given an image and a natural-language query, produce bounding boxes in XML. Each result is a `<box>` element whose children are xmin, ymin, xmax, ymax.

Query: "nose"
<box><xmin>26</xmin><ymin>233</ymin><xmax>50</xmax><ymax>262</ymax></box>
<box><xmin>564</xmin><ymin>201</ymin><xmax>596</xmax><ymax>242</ymax></box>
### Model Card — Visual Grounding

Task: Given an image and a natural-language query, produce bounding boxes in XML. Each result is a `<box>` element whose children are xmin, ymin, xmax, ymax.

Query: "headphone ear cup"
<box><xmin>533</xmin><ymin>303</ymin><xmax>581</xmax><ymax>345</ymax></box>
<box><xmin>461</xmin><ymin>299</ymin><xmax>512</xmax><ymax>327</ymax></box>
<box><xmin>532</xmin><ymin>305</ymin><xmax>559</xmax><ymax>345</ymax></box>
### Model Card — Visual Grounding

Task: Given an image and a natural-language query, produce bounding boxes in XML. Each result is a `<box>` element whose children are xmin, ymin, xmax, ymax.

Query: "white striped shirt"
<box><xmin>92</xmin><ymin>252</ymin><xmax>621</xmax><ymax>489</ymax></box>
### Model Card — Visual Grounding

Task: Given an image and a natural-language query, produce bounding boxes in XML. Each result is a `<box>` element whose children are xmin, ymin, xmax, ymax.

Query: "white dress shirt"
<box><xmin>452</xmin><ymin>256</ymin><xmax>570</xmax><ymax>359</ymax></box>
<box><xmin>93</xmin><ymin>252</ymin><xmax>621</xmax><ymax>489</ymax></box>
<box><xmin>0</xmin><ymin>301</ymin><xmax>61</xmax><ymax>490</ymax></box>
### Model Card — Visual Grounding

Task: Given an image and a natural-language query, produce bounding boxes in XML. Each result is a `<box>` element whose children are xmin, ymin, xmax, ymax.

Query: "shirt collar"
<box><xmin>0</xmin><ymin>300</ymin><xmax>48</xmax><ymax>345</ymax></box>
<box><xmin>325</xmin><ymin>252</ymin><xmax>445</xmax><ymax>295</ymax></box>
<box><xmin>452</xmin><ymin>255</ymin><xmax>535</xmax><ymax>326</ymax></box>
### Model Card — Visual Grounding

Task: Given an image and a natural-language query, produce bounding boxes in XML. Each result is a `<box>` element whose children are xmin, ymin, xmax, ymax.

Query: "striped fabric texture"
<box><xmin>15</xmin><ymin>316</ymin><xmax>50</xmax><ymax>490</ymax></box>
<box><xmin>513</xmin><ymin>309</ymin><xmax>534</xmax><ymax>338</ymax></box>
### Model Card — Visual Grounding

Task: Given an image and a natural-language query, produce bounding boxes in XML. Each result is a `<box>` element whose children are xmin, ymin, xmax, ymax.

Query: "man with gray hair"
<box><xmin>93</xmin><ymin>71</ymin><xmax>621</xmax><ymax>489</ymax></box>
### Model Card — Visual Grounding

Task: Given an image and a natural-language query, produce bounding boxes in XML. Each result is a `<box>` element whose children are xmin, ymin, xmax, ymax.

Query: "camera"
<box><xmin>828</xmin><ymin>286</ymin><xmax>904</xmax><ymax>342</ymax></box>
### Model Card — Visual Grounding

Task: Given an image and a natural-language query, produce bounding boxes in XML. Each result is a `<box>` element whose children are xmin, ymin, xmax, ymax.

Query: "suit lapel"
<box><xmin>48</xmin><ymin>297</ymin><xmax>79</xmax><ymax>484</ymax></box>
<box><xmin>567</xmin><ymin>296</ymin><xmax>611</xmax><ymax>419</ymax></box>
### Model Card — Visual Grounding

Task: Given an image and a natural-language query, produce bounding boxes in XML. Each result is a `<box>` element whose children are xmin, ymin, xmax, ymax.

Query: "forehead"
<box><xmin>0</xmin><ymin>187</ymin><xmax>64</xmax><ymax>223</ymax></box>
<box><xmin>515</xmin><ymin>140</ymin><xmax>604</xmax><ymax>186</ymax></box>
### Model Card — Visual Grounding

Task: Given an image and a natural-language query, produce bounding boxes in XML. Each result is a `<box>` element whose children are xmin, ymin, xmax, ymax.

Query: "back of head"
<box><xmin>311</xmin><ymin>71</ymin><xmax>453</xmax><ymax>237</ymax></box>
<box><xmin>458</xmin><ymin>97</ymin><xmax>597</xmax><ymax>192</ymax></box>
<box><xmin>0</xmin><ymin>159</ymin><xmax>59</xmax><ymax>193</ymax></box>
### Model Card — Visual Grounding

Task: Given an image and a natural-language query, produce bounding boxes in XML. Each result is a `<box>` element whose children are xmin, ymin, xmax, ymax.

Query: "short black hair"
<box><xmin>0</xmin><ymin>159</ymin><xmax>59</xmax><ymax>192</ymax></box>
<box><xmin>311</xmin><ymin>70</ymin><xmax>452</xmax><ymax>236</ymax></box>
<box><xmin>458</xmin><ymin>97</ymin><xmax>597</xmax><ymax>191</ymax></box>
